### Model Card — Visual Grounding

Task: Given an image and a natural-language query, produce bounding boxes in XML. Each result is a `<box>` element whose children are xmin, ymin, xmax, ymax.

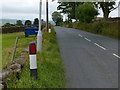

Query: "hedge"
<box><xmin>1</xmin><ymin>24</ymin><xmax>46</xmax><ymax>34</ymax></box>
<box><xmin>2</xmin><ymin>26</ymin><xmax>25</xmax><ymax>34</ymax></box>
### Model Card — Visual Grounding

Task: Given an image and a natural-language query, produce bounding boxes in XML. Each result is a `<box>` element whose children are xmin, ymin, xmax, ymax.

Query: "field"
<box><xmin>6</xmin><ymin>28</ymin><xmax>65</xmax><ymax>88</ymax></box>
<box><xmin>2</xmin><ymin>32</ymin><xmax>35</xmax><ymax>68</ymax></box>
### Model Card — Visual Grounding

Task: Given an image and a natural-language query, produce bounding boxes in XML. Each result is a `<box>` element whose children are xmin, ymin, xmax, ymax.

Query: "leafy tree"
<box><xmin>52</xmin><ymin>11</ymin><xmax>63</xmax><ymax>26</ymax></box>
<box><xmin>95</xmin><ymin>1</ymin><xmax>120</xmax><ymax>18</ymax></box>
<box><xmin>33</xmin><ymin>18</ymin><xmax>39</xmax><ymax>25</ymax></box>
<box><xmin>16</xmin><ymin>20</ymin><xmax>23</xmax><ymax>26</ymax></box>
<box><xmin>57</xmin><ymin>2</ymin><xmax>84</xmax><ymax>21</ymax></box>
<box><xmin>76</xmin><ymin>3</ymin><xmax>98</xmax><ymax>23</ymax></box>
<box><xmin>24</xmin><ymin>20</ymin><xmax>32</xmax><ymax>25</ymax></box>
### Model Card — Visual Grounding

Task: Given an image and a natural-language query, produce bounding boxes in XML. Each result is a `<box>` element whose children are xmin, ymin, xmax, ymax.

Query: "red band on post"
<box><xmin>29</xmin><ymin>43</ymin><xmax>36</xmax><ymax>54</ymax></box>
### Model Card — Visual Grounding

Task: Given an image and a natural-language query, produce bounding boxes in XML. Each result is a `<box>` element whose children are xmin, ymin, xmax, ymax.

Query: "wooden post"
<box><xmin>11</xmin><ymin>37</ymin><xmax>18</xmax><ymax>62</ymax></box>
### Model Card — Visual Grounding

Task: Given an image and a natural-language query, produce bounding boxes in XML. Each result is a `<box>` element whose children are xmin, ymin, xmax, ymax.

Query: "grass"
<box><xmin>62</xmin><ymin>21</ymin><xmax>119</xmax><ymax>39</ymax></box>
<box><xmin>2</xmin><ymin>32</ymin><xmax>35</xmax><ymax>68</ymax></box>
<box><xmin>6</xmin><ymin>28</ymin><xmax>65</xmax><ymax>88</ymax></box>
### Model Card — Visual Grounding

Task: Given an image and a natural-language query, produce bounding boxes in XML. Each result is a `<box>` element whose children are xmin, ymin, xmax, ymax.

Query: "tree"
<box><xmin>95</xmin><ymin>1</ymin><xmax>120</xmax><ymax>18</ymax></box>
<box><xmin>16</xmin><ymin>20</ymin><xmax>23</xmax><ymax>26</ymax></box>
<box><xmin>24</xmin><ymin>20</ymin><xmax>32</xmax><ymax>25</ymax></box>
<box><xmin>33</xmin><ymin>18</ymin><xmax>39</xmax><ymax>25</ymax></box>
<box><xmin>57</xmin><ymin>2</ymin><xmax>84</xmax><ymax>21</ymax></box>
<box><xmin>76</xmin><ymin>3</ymin><xmax>98</xmax><ymax>23</ymax></box>
<box><xmin>52</xmin><ymin>11</ymin><xmax>63</xmax><ymax>26</ymax></box>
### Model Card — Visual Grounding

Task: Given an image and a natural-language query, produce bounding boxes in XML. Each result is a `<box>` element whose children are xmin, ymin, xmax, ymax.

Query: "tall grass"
<box><xmin>63</xmin><ymin>21</ymin><xmax>119</xmax><ymax>39</ymax></box>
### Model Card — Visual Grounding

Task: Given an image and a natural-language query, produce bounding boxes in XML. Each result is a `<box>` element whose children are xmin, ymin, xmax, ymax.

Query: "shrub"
<box><xmin>93</xmin><ymin>21</ymin><xmax>109</xmax><ymax>33</ymax></box>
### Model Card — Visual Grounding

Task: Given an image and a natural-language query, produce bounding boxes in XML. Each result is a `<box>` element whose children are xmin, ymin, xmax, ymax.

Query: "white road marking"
<box><xmin>94</xmin><ymin>43</ymin><xmax>106</xmax><ymax>50</ymax></box>
<box><xmin>78</xmin><ymin>34</ymin><xmax>83</xmax><ymax>37</ymax></box>
<box><xmin>84</xmin><ymin>37</ymin><xmax>91</xmax><ymax>42</ymax></box>
<box><xmin>113</xmin><ymin>53</ymin><xmax>120</xmax><ymax>59</ymax></box>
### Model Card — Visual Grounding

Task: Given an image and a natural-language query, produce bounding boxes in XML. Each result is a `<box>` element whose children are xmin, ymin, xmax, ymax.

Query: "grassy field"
<box><xmin>2</xmin><ymin>32</ymin><xmax>35</xmax><ymax>68</ymax></box>
<box><xmin>6</xmin><ymin>28</ymin><xmax>65</xmax><ymax>88</ymax></box>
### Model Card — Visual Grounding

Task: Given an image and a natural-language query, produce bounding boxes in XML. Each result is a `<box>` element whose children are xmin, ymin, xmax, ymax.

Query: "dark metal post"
<box><xmin>46</xmin><ymin>0</ymin><xmax>49</xmax><ymax>32</ymax></box>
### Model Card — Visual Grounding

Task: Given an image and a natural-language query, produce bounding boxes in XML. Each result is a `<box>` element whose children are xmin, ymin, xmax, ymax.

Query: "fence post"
<box><xmin>11</xmin><ymin>37</ymin><xmax>18</xmax><ymax>62</ymax></box>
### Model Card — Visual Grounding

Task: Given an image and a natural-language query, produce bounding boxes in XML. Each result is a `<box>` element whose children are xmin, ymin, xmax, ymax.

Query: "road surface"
<box><xmin>55</xmin><ymin>26</ymin><xmax>118</xmax><ymax>88</ymax></box>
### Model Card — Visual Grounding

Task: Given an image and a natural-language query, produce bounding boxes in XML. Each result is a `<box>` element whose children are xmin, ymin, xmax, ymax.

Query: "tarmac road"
<box><xmin>55</xmin><ymin>26</ymin><xmax>119</xmax><ymax>88</ymax></box>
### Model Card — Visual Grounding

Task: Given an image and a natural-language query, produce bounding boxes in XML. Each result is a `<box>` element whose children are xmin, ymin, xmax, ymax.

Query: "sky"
<box><xmin>1</xmin><ymin>0</ymin><xmax>58</xmax><ymax>21</ymax></box>
<box><xmin>1</xmin><ymin>0</ymin><xmax>120</xmax><ymax>21</ymax></box>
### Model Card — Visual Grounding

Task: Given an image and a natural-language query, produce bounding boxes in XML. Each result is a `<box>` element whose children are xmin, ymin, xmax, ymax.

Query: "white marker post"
<box><xmin>37</xmin><ymin>0</ymin><xmax>42</xmax><ymax>52</ymax></box>
<box><xmin>49</xmin><ymin>29</ymin><xmax>51</xmax><ymax>33</ymax></box>
<box><xmin>48</xmin><ymin>25</ymin><xmax>51</xmax><ymax>33</ymax></box>
<box><xmin>29</xmin><ymin>43</ymin><xmax>37</xmax><ymax>79</ymax></box>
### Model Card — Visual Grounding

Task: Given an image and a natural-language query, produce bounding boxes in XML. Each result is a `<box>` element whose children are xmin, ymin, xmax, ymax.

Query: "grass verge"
<box><xmin>62</xmin><ymin>21</ymin><xmax>119</xmax><ymax>39</ymax></box>
<box><xmin>6</xmin><ymin>28</ymin><xmax>65</xmax><ymax>88</ymax></box>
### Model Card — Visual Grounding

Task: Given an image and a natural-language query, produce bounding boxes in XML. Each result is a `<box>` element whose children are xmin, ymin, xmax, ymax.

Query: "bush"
<box><xmin>93</xmin><ymin>21</ymin><xmax>109</xmax><ymax>33</ymax></box>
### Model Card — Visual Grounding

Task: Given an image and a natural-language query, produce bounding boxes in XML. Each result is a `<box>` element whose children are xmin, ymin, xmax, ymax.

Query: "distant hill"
<box><xmin>0</xmin><ymin>19</ymin><xmax>55</xmax><ymax>27</ymax></box>
<box><xmin>0</xmin><ymin>19</ymin><xmax>26</xmax><ymax>27</ymax></box>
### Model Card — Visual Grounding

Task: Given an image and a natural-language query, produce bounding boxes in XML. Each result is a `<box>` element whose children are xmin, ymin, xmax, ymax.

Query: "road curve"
<box><xmin>55</xmin><ymin>26</ymin><xmax>118</xmax><ymax>88</ymax></box>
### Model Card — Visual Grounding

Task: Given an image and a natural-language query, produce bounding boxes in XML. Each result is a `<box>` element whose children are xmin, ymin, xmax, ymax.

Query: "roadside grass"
<box><xmin>62</xmin><ymin>21</ymin><xmax>119</xmax><ymax>39</ymax></box>
<box><xmin>2</xmin><ymin>32</ymin><xmax>35</xmax><ymax>68</ymax></box>
<box><xmin>6</xmin><ymin>28</ymin><xmax>65</xmax><ymax>88</ymax></box>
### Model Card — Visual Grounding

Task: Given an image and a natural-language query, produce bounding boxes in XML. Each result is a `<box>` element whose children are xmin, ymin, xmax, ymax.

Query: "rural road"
<box><xmin>55</xmin><ymin>26</ymin><xmax>119</xmax><ymax>88</ymax></box>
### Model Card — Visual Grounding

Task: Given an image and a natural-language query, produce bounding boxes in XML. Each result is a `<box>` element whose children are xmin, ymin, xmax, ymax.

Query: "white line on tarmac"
<box><xmin>94</xmin><ymin>43</ymin><xmax>106</xmax><ymax>50</ymax></box>
<box><xmin>84</xmin><ymin>37</ymin><xmax>91</xmax><ymax>42</ymax></box>
<box><xmin>113</xmin><ymin>53</ymin><xmax>120</xmax><ymax>59</ymax></box>
<box><xmin>78</xmin><ymin>34</ymin><xmax>83</xmax><ymax>37</ymax></box>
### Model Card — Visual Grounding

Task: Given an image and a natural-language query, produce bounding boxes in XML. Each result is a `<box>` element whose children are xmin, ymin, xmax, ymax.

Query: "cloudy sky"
<box><xmin>1</xmin><ymin>0</ymin><xmax>120</xmax><ymax>21</ymax></box>
<box><xmin>1</xmin><ymin>0</ymin><xmax>59</xmax><ymax>21</ymax></box>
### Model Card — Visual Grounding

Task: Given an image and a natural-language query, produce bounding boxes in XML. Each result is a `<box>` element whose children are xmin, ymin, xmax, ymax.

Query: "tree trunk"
<box><xmin>100</xmin><ymin>3</ymin><xmax>110</xmax><ymax>19</ymax></box>
<box><xmin>103</xmin><ymin>9</ymin><xmax>109</xmax><ymax>19</ymax></box>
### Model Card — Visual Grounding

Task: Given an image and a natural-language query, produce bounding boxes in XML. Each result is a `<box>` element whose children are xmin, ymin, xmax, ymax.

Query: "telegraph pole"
<box><xmin>46</xmin><ymin>0</ymin><xmax>49</xmax><ymax>32</ymax></box>
<box><xmin>37</xmin><ymin>0</ymin><xmax>42</xmax><ymax>52</ymax></box>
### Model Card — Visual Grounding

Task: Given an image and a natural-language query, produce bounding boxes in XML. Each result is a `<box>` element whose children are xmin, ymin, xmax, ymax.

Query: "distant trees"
<box><xmin>2</xmin><ymin>18</ymin><xmax>46</xmax><ymax>28</ymax></box>
<box><xmin>33</xmin><ymin>18</ymin><xmax>39</xmax><ymax>25</ymax></box>
<box><xmin>76</xmin><ymin>3</ymin><xmax>98</xmax><ymax>23</ymax></box>
<box><xmin>2</xmin><ymin>23</ymin><xmax>15</xmax><ymax>27</ymax></box>
<box><xmin>16</xmin><ymin>20</ymin><xmax>23</xmax><ymax>26</ymax></box>
<box><xmin>52</xmin><ymin>11</ymin><xmax>63</xmax><ymax>26</ymax></box>
<box><xmin>24</xmin><ymin>20</ymin><xmax>32</xmax><ymax>25</ymax></box>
